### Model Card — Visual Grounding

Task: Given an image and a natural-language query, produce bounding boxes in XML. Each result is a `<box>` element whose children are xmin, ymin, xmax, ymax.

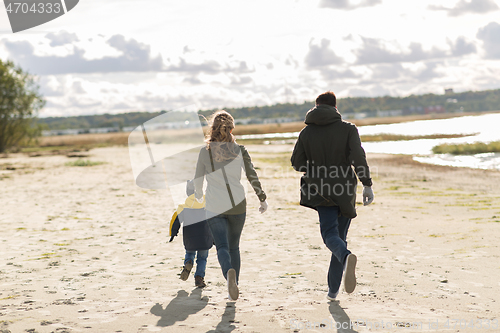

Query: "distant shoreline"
<box><xmin>22</xmin><ymin>109</ymin><xmax>500</xmax><ymax>153</ymax></box>
<box><xmin>233</xmin><ymin>109</ymin><xmax>500</xmax><ymax>135</ymax></box>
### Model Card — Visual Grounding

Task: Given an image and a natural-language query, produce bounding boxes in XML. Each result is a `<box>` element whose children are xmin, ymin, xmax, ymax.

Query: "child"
<box><xmin>169</xmin><ymin>180</ymin><xmax>213</xmax><ymax>288</ymax></box>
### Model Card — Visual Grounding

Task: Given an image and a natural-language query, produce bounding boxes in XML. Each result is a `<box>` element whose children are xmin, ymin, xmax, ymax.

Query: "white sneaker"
<box><xmin>343</xmin><ymin>254</ymin><xmax>357</xmax><ymax>294</ymax></box>
<box><xmin>327</xmin><ymin>289</ymin><xmax>339</xmax><ymax>301</ymax></box>
<box><xmin>227</xmin><ymin>268</ymin><xmax>239</xmax><ymax>301</ymax></box>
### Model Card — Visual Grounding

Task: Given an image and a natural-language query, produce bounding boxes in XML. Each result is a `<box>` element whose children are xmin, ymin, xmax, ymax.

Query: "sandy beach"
<box><xmin>1</xmin><ymin>144</ymin><xmax>500</xmax><ymax>333</ymax></box>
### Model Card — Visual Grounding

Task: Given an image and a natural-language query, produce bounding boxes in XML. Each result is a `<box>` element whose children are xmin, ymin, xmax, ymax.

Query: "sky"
<box><xmin>1</xmin><ymin>0</ymin><xmax>499</xmax><ymax>117</ymax></box>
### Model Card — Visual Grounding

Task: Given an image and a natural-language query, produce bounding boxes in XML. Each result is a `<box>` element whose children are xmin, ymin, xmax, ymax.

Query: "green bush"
<box><xmin>432</xmin><ymin>141</ymin><xmax>500</xmax><ymax>155</ymax></box>
<box><xmin>65</xmin><ymin>159</ymin><xmax>105</xmax><ymax>167</ymax></box>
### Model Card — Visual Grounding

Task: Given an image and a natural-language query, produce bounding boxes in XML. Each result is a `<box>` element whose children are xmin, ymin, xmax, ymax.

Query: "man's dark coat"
<box><xmin>291</xmin><ymin>104</ymin><xmax>372</xmax><ymax>218</ymax></box>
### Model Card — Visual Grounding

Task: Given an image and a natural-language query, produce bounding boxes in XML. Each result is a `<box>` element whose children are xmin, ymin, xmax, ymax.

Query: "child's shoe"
<box><xmin>195</xmin><ymin>275</ymin><xmax>206</xmax><ymax>288</ymax></box>
<box><xmin>180</xmin><ymin>260</ymin><xmax>193</xmax><ymax>281</ymax></box>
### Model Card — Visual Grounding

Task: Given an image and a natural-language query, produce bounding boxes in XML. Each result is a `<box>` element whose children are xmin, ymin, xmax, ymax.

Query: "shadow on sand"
<box><xmin>329</xmin><ymin>301</ymin><xmax>358</xmax><ymax>333</ymax></box>
<box><xmin>150</xmin><ymin>288</ymin><xmax>209</xmax><ymax>327</ymax></box>
<box><xmin>206</xmin><ymin>301</ymin><xmax>236</xmax><ymax>333</ymax></box>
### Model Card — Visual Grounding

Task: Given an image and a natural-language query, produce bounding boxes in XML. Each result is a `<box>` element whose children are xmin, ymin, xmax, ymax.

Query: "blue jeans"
<box><xmin>184</xmin><ymin>250</ymin><xmax>209</xmax><ymax>278</ymax></box>
<box><xmin>207</xmin><ymin>212</ymin><xmax>246</xmax><ymax>283</ymax></box>
<box><xmin>316</xmin><ymin>206</ymin><xmax>352</xmax><ymax>294</ymax></box>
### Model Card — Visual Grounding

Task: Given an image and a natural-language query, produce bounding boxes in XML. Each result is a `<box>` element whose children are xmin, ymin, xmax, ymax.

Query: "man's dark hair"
<box><xmin>316</xmin><ymin>91</ymin><xmax>336</xmax><ymax>107</ymax></box>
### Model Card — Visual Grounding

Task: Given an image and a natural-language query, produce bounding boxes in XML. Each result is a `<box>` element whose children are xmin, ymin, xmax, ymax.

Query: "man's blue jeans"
<box><xmin>207</xmin><ymin>212</ymin><xmax>246</xmax><ymax>283</ymax></box>
<box><xmin>316</xmin><ymin>206</ymin><xmax>352</xmax><ymax>294</ymax></box>
<box><xmin>185</xmin><ymin>250</ymin><xmax>209</xmax><ymax>278</ymax></box>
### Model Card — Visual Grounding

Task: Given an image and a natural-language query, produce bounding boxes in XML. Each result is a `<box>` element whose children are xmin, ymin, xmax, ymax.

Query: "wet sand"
<box><xmin>1</xmin><ymin>145</ymin><xmax>500</xmax><ymax>332</ymax></box>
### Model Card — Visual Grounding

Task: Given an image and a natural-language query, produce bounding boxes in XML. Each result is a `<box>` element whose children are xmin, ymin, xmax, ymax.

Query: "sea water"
<box><xmin>236</xmin><ymin>113</ymin><xmax>500</xmax><ymax>170</ymax></box>
<box><xmin>358</xmin><ymin>113</ymin><xmax>500</xmax><ymax>170</ymax></box>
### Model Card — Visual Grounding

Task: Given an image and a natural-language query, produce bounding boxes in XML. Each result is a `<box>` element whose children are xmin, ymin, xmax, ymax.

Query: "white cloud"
<box><xmin>476</xmin><ymin>22</ymin><xmax>500</xmax><ymax>59</ymax></box>
<box><xmin>2</xmin><ymin>35</ymin><xmax>164</xmax><ymax>74</ymax></box>
<box><xmin>319</xmin><ymin>0</ymin><xmax>382</xmax><ymax>10</ymax></box>
<box><xmin>321</xmin><ymin>68</ymin><xmax>362</xmax><ymax>80</ymax></box>
<box><xmin>429</xmin><ymin>0</ymin><xmax>499</xmax><ymax>16</ymax></box>
<box><xmin>165</xmin><ymin>58</ymin><xmax>252</xmax><ymax>75</ymax></box>
<box><xmin>45</xmin><ymin>31</ymin><xmax>79</xmax><ymax>47</ymax></box>
<box><xmin>367</xmin><ymin>61</ymin><xmax>443</xmax><ymax>81</ymax></box>
<box><xmin>450</xmin><ymin>36</ymin><xmax>477</xmax><ymax>56</ymax></box>
<box><xmin>2</xmin><ymin>0</ymin><xmax>499</xmax><ymax>116</ymax></box>
<box><xmin>305</xmin><ymin>39</ymin><xmax>344</xmax><ymax>68</ymax></box>
<box><xmin>354</xmin><ymin>36</ymin><xmax>476</xmax><ymax>64</ymax></box>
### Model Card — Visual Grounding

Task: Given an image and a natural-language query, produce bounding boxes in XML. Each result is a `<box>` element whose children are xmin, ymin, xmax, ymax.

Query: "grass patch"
<box><xmin>1</xmin><ymin>294</ymin><xmax>20</xmax><ymax>300</ymax></box>
<box><xmin>40</xmin><ymin>252</ymin><xmax>57</xmax><ymax>259</ymax></box>
<box><xmin>234</xmin><ymin>122</ymin><xmax>303</xmax><ymax>135</ymax></box>
<box><xmin>20</xmin><ymin>145</ymin><xmax>95</xmax><ymax>157</ymax></box>
<box><xmin>238</xmin><ymin>138</ymin><xmax>295</xmax><ymax>145</ymax></box>
<box><xmin>254</xmin><ymin>155</ymin><xmax>293</xmax><ymax>168</ymax></box>
<box><xmin>238</xmin><ymin>133</ymin><xmax>472</xmax><ymax>145</ymax></box>
<box><xmin>21</xmin><ymin>145</ymin><xmax>84</xmax><ymax>153</ymax></box>
<box><xmin>65</xmin><ymin>159</ymin><xmax>105</xmax><ymax>167</ymax></box>
<box><xmin>432</xmin><ymin>141</ymin><xmax>500</xmax><ymax>155</ymax></box>
<box><xmin>37</xmin><ymin>132</ymin><xmax>128</xmax><ymax>148</ymax></box>
<box><xmin>361</xmin><ymin>133</ymin><xmax>473</xmax><ymax>142</ymax></box>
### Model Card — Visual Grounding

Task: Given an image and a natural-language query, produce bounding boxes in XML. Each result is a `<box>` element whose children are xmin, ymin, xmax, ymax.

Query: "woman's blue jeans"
<box><xmin>316</xmin><ymin>206</ymin><xmax>352</xmax><ymax>294</ymax></box>
<box><xmin>184</xmin><ymin>250</ymin><xmax>209</xmax><ymax>278</ymax></box>
<box><xmin>207</xmin><ymin>212</ymin><xmax>246</xmax><ymax>283</ymax></box>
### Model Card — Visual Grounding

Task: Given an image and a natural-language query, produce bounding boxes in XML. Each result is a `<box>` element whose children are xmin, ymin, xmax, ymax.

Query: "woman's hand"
<box><xmin>259</xmin><ymin>200</ymin><xmax>268</xmax><ymax>214</ymax></box>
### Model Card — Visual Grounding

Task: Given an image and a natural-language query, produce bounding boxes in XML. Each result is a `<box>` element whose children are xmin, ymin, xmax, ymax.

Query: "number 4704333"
<box><xmin>6</xmin><ymin>2</ymin><xmax>62</xmax><ymax>14</ymax></box>
<box><xmin>443</xmin><ymin>319</ymin><xmax>498</xmax><ymax>330</ymax></box>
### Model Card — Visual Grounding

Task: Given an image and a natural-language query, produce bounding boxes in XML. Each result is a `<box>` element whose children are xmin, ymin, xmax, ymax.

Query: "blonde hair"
<box><xmin>205</xmin><ymin>110</ymin><xmax>238</xmax><ymax>162</ymax></box>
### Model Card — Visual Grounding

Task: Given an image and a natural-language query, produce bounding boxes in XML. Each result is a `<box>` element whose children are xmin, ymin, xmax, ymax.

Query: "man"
<box><xmin>291</xmin><ymin>91</ymin><xmax>374</xmax><ymax>300</ymax></box>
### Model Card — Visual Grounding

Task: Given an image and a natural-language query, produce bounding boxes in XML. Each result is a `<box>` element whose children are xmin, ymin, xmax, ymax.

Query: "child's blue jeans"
<box><xmin>184</xmin><ymin>250</ymin><xmax>209</xmax><ymax>278</ymax></box>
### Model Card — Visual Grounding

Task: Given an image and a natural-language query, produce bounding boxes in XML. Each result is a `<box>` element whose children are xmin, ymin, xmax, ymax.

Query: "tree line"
<box><xmin>1</xmin><ymin>57</ymin><xmax>500</xmax><ymax>153</ymax></box>
<box><xmin>40</xmin><ymin>89</ymin><xmax>500</xmax><ymax>131</ymax></box>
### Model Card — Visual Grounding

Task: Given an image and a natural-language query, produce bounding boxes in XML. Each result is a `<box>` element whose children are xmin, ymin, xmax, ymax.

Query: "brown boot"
<box><xmin>195</xmin><ymin>275</ymin><xmax>206</xmax><ymax>288</ymax></box>
<box><xmin>180</xmin><ymin>260</ymin><xmax>193</xmax><ymax>281</ymax></box>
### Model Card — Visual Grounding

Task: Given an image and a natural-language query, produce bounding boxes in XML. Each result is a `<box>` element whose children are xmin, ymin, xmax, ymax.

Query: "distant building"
<box><xmin>445</xmin><ymin>88</ymin><xmax>454</xmax><ymax>95</ymax></box>
<box><xmin>364</xmin><ymin>110</ymin><xmax>378</xmax><ymax>118</ymax></box>
<box><xmin>403</xmin><ymin>106</ymin><xmax>424</xmax><ymax>115</ymax></box>
<box><xmin>247</xmin><ymin>118</ymin><xmax>264</xmax><ymax>124</ymax></box>
<box><xmin>42</xmin><ymin>129</ymin><xmax>81</xmax><ymax>136</ymax></box>
<box><xmin>354</xmin><ymin>112</ymin><xmax>368</xmax><ymax>119</ymax></box>
<box><xmin>424</xmin><ymin>106</ymin><xmax>446</xmax><ymax>114</ymax></box>
<box><xmin>376</xmin><ymin>109</ymin><xmax>403</xmax><ymax>117</ymax></box>
<box><xmin>235</xmin><ymin>118</ymin><xmax>252</xmax><ymax>125</ymax></box>
<box><xmin>263</xmin><ymin>117</ymin><xmax>301</xmax><ymax>124</ymax></box>
<box><xmin>88</xmin><ymin>127</ymin><xmax>120</xmax><ymax>134</ymax></box>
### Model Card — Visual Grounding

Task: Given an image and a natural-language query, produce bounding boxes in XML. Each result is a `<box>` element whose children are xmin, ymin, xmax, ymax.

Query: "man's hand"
<box><xmin>363</xmin><ymin>186</ymin><xmax>374</xmax><ymax>206</ymax></box>
<box><xmin>259</xmin><ymin>200</ymin><xmax>268</xmax><ymax>214</ymax></box>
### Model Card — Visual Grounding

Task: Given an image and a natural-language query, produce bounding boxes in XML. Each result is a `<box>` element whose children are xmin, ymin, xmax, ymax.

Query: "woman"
<box><xmin>194</xmin><ymin>110</ymin><xmax>267</xmax><ymax>300</ymax></box>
